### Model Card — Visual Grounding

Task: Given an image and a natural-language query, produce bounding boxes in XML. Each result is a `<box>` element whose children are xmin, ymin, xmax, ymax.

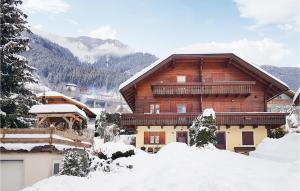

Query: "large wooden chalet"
<box><xmin>119</xmin><ymin>53</ymin><xmax>289</xmax><ymax>153</ymax></box>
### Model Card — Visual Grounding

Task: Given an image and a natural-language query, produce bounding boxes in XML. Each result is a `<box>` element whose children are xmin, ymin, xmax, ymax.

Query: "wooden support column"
<box><xmin>37</xmin><ymin>117</ymin><xmax>47</xmax><ymax>126</ymax></box>
<box><xmin>264</xmin><ymin>84</ymin><xmax>273</xmax><ymax>111</ymax></box>
<box><xmin>199</xmin><ymin>58</ymin><xmax>204</xmax><ymax>112</ymax></box>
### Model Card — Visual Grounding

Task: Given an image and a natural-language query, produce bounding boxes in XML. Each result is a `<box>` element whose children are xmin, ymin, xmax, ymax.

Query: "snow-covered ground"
<box><xmin>22</xmin><ymin>134</ymin><xmax>300</xmax><ymax>191</ymax></box>
<box><xmin>250</xmin><ymin>133</ymin><xmax>300</xmax><ymax>163</ymax></box>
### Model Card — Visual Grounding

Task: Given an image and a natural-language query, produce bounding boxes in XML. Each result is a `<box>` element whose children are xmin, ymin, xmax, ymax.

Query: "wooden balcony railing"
<box><xmin>151</xmin><ymin>81</ymin><xmax>255</xmax><ymax>96</ymax></box>
<box><xmin>0</xmin><ymin>127</ymin><xmax>94</xmax><ymax>148</ymax></box>
<box><xmin>121</xmin><ymin>112</ymin><xmax>287</xmax><ymax>127</ymax></box>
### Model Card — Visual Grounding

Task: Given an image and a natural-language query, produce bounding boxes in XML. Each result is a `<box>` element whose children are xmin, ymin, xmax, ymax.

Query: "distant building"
<box><xmin>66</xmin><ymin>83</ymin><xmax>77</xmax><ymax>91</ymax></box>
<box><xmin>287</xmin><ymin>87</ymin><xmax>300</xmax><ymax>128</ymax></box>
<box><xmin>114</xmin><ymin>104</ymin><xmax>131</xmax><ymax>114</ymax></box>
<box><xmin>267</xmin><ymin>90</ymin><xmax>294</xmax><ymax>112</ymax></box>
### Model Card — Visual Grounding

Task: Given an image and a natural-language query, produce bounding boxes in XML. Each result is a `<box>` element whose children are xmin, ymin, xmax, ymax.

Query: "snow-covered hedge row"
<box><xmin>60</xmin><ymin>141</ymin><xmax>136</xmax><ymax>176</ymax></box>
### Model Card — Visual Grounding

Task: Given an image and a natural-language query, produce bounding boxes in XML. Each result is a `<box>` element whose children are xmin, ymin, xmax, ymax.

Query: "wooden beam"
<box><xmin>37</xmin><ymin>117</ymin><xmax>47</xmax><ymax>126</ymax></box>
<box><xmin>264</xmin><ymin>84</ymin><xmax>273</xmax><ymax>111</ymax></box>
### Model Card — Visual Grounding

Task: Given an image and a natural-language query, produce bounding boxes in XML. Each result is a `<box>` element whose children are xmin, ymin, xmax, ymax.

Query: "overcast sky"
<box><xmin>21</xmin><ymin>0</ymin><xmax>299</xmax><ymax>67</ymax></box>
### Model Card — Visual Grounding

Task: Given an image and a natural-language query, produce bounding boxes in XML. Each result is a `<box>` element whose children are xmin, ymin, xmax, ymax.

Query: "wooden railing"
<box><xmin>121</xmin><ymin>112</ymin><xmax>287</xmax><ymax>127</ymax></box>
<box><xmin>151</xmin><ymin>81</ymin><xmax>255</xmax><ymax>96</ymax></box>
<box><xmin>0</xmin><ymin>127</ymin><xmax>94</xmax><ymax>148</ymax></box>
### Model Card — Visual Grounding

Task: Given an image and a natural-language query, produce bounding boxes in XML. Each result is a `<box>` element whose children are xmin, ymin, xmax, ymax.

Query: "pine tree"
<box><xmin>60</xmin><ymin>150</ymin><xmax>91</xmax><ymax>177</ymax></box>
<box><xmin>268</xmin><ymin>127</ymin><xmax>287</xmax><ymax>139</ymax></box>
<box><xmin>189</xmin><ymin>108</ymin><xmax>217</xmax><ymax>147</ymax></box>
<box><xmin>95</xmin><ymin>111</ymin><xmax>121</xmax><ymax>142</ymax></box>
<box><xmin>0</xmin><ymin>0</ymin><xmax>37</xmax><ymax>128</ymax></box>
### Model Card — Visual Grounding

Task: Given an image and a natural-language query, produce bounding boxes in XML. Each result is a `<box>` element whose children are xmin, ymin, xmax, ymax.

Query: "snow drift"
<box><xmin>250</xmin><ymin>133</ymin><xmax>300</xmax><ymax>163</ymax></box>
<box><xmin>22</xmin><ymin>142</ymin><xmax>299</xmax><ymax>191</ymax></box>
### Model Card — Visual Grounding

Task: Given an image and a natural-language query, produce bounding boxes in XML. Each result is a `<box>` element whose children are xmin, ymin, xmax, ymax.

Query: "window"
<box><xmin>177</xmin><ymin>104</ymin><xmax>186</xmax><ymax>113</ymax></box>
<box><xmin>155</xmin><ymin>135</ymin><xmax>160</xmax><ymax>144</ymax></box>
<box><xmin>242</xmin><ymin>131</ymin><xmax>254</xmax><ymax>145</ymax></box>
<box><xmin>150</xmin><ymin>135</ymin><xmax>155</xmax><ymax>144</ymax></box>
<box><xmin>176</xmin><ymin>131</ymin><xmax>188</xmax><ymax>144</ymax></box>
<box><xmin>155</xmin><ymin>105</ymin><xmax>160</xmax><ymax>114</ymax></box>
<box><xmin>150</xmin><ymin>104</ymin><xmax>160</xmax><ymax>114</ymax></box>
<box><xmin>177</xmin><ymin>75</ymin><xmax>186</xmax><ymax>83</ymax></box>
<box><xmin>52</xmin><ymin>160</ymin><xmax>61</xmax><ymax>175</ymax></box>
<box><xmin>150</xmin><ymin>104</ymin><xmax>155</xmax><ymax>114</ymax></box>
<box><xmin>144</xmin><ymin>132</ymin><xmax>165</xmax><ymax>144</ymax></box>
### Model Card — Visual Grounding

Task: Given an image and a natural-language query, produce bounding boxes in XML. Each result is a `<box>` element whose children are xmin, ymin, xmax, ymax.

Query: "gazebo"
<box><xmin>29</xmin><ymin>104</ymin><xmax>87</xmax><ymax>134</ymax></box>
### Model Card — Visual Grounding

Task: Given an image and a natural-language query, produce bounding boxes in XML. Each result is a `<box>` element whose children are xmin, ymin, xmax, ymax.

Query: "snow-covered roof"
<box><xmin>119</xmin><ymin>57</ymin><xmax>165</xmax><ymax>90</ymax></box>
<box><xmin>36</xmin><ymin>91</ymin><xmax>96</xmax><ymax>117</ymax></box>
<box><xmin>119</xmin><ymin>53</ymin><xmax>289</xmax><ymax>90</ymax></box>
<box><xmin>29</xmin><ymin>104</ymin><xmax>87</xmax><ymax>119</ymax></box>
<box><xmin>0</xmin><ymin>143</ymin><xmax>78</xmax><ymax>152</ymax></box>
<box><xmin>293</xmin><ymin>87</ymin><xmax>300</xmax><ymax>103</ymax></box>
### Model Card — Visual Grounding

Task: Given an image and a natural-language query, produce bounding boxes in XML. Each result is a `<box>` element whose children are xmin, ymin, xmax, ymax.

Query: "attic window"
<box><xmin>177</xmin><ymin>75</ymin><xmax>186</xmax><ymax>83</ymax></box>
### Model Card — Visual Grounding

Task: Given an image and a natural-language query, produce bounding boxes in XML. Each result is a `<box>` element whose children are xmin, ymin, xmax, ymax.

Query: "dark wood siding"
<box><xmin>135</xmin><ymin>59</ymin><xmax>267</xmax><ymax>113</ymax></box>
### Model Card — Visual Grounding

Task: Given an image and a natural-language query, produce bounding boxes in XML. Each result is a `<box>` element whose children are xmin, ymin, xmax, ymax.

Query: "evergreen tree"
<box><xmin>268</xmin><ymin>127</ymin><xmax>287</xmax><ymax>139</ymax></box>
<box><xmin>60</xmin><ymin>150</ymin><xmax>91</xmax><ymax>177</ymax></box>
<box><xmin>0</xmin><ymin>0</ymin><xmax>37</xmax><ymax>128</ymax></box>
<box><xmin>95</xmin><ymin>111</ymin><xmax>122</xmax><ymax>142</ymax></box>
<box><xmin>189</xmin><ymin>108</ymin><xmax>217</xmax><ymax>147</ymax></box>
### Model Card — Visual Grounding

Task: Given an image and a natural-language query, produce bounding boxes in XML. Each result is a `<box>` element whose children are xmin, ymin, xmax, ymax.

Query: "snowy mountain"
<box><xmin>22</xmin><ymin>30</ymin><xmax>298</xmax><ymax>92</ymax></box>
<box><xmin>22</xmin><ymin>31</ymin><xmax>157</xmax><ymax>90</ymax></box>
<box><xmin>32</xmin><ymin>29</ymin><xmax>134</xmax><ymax>63</ymax></box>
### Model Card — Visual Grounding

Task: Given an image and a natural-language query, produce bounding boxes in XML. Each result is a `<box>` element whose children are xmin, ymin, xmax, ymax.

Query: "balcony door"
<box><xmin>216</xmin><ymin>132</ymin><xmax>226</xmax><ymax>150</ymax></box>
<box><xmin>176</xmin><ymin>131</ymin><xmax>188</xmax><ymax>144</ymax></box>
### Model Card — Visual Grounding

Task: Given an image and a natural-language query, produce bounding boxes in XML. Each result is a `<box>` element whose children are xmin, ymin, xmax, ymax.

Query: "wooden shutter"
<box><xmin>242</xmin><ymin>132</ymin><xmax>254</xmax><ymax>145</ymax></box>
<box><xmin>159</xmin><ymin>132</ymin><xmax>165</xmax><ymax>144</ymax></box>
<box><xmin>144</xmin><ymin>132</ymin><xmax>150</xmax><ymax>144</ymax></box>
<box><xmin>187</xmin><ymin>103</ymin><xmax>193</xmax><ymax>112</ymax></box>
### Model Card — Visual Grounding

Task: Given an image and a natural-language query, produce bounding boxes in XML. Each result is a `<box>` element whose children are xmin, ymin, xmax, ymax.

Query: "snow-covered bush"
<box><xmin>90</xmin><ymin>141</ymin><xmax>135</xmax><ymax>172</ymax></box>
<box><xmin>95</xmin><ymin>111</ymin><xmax>122</xmax><ymax>142</ymax></box>
<box><xmin>267</xmin><ymin>127</ymin><xmax>287</xmax><ymax>138</ymax></box>
<box><xmin>60</xmin><ymin>150</ymin><xmax>91</xmax><ymax>177</ymax></box>
<box><xmin>189</xmin><ymin>108</ymin><xmax>217</xmax><ymax>147</ymax></box>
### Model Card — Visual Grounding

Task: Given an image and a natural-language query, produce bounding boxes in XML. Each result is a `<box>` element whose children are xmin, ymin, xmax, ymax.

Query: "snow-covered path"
<box><xmin>22</xmin><ymin>142</ymin><xmax>299</xmax><ymax>191</ymax></box>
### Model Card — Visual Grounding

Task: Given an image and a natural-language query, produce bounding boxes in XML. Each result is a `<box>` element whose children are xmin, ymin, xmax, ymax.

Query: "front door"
<box><xmin>176</xmin><ymin>131</ymin><xmax>188</xmax><ymax>144</ymax></box>
<box><xmin>216</xmin><ymin>132</ymin><xmax>226</xmax><ymax>150</ymax></box>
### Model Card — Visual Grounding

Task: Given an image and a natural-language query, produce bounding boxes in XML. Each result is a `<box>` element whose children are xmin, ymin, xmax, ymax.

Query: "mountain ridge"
<box><xmin>23</xmin><ymin>32</ymin><xmax>158</xmax><ymax>91</ymax></box>
<box><xmin>23</xmin><ymin>31</ymin><xmax>299</xmax><ymax>92</ymax></box>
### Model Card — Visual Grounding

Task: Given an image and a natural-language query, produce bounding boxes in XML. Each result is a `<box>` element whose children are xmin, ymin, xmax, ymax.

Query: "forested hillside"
<box><xmin>23</xmin><ymin>32</ymin><xmax>157</xmax><ymax>90</ymax></box>
<box><xmin>261</xmin><ymin>65</ymin><xmax>299</xmax><ymax>91</ymax></box>
<box><xmin>23</xmin><ymin>32</ymin><xmax>299</xmax><ymax>92</ymax></box>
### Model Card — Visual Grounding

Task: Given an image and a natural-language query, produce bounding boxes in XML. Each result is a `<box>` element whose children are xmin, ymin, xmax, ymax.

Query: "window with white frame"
<box><xmin>150</xmin><ymin>135</ymin><xmax>155</xmax><ymax>144</ymax></box>
<box><xmin>155</xmin><ymin>104</ymin><xmax>160</xmax><ymax>114</ymax></box>
<box><xmin>150</xmin><ymin>104</ymin><xmax>155</xmax><ymax>114</ymax></box>
<box><xmin>177</xmin><ymin>104</ymin><xmax>187</xmax><ymax>113</ymax></box>
<box><xmin>150</xmin><ymin>104</ymin><xmax>160</xmax><ymax>114</ymax></box>
<box><xmin>177</xmin><ymin>75</ymin><xmax>186</xmax><ymax>83</ymax></box>
<box><xmin>155</xmin><ymin>135</ymin><xmax>160</xmax><ymax>144</ymax></box>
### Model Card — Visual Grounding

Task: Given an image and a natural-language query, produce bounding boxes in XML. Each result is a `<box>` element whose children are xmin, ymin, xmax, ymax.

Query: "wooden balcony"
<box><xmin>121</xmin><ymin>112</ymin><xmax>287</xmax><ymax>127</ymax></box>
<box><xmin>0</xmin><ymin>127</ymin><xmax>94</xmax><ymax>148</ymax></box>
<box><xmin>151</xmin><ymin>81</ymin><xmax>255</xmax><ymax>96</ymax></box>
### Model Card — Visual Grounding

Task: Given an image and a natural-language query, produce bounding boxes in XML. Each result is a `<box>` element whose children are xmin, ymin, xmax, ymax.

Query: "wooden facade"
<box><xmin>120</xmin><ymin>54</ymin><xmax>288</xmax><ymax>129</ymax></box>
